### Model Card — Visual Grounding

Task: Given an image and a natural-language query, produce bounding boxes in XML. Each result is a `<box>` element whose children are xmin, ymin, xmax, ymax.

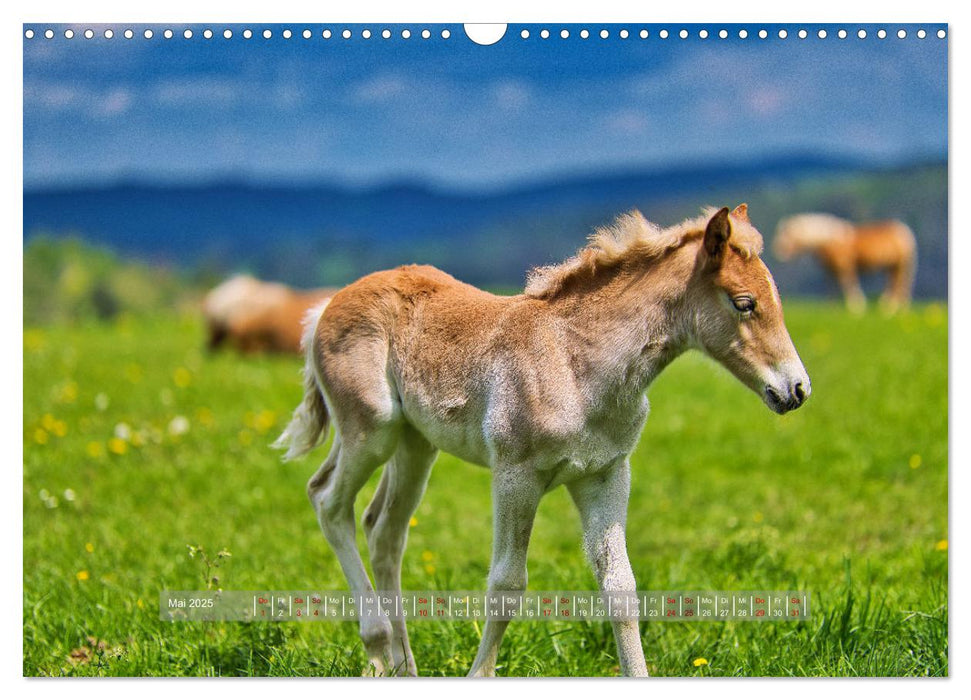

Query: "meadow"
<box><xmin>22</xmin><ymin>301</ymin><xmax>948</xmax><ymax>677</ymax></box>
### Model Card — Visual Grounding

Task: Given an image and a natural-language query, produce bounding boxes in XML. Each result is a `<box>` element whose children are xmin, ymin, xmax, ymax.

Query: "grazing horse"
<box><xmin>773</xmin><ymin>213</ymin><xmax>916</xmax><ymax>314</ymax></box>
<box><xmin>274</xmin><ymin>205</ymin><xmax>811</xmax><ymax>677</ymax></box>
<box><xmin>202</xmin><ymin>275</ymin><xmax>336</xmax><ymax>354</ymax></box>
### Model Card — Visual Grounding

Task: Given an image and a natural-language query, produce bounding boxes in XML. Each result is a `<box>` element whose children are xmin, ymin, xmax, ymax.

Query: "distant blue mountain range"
<box><xmin>23</xmin><ymin>154</ymin><xmax>947</xmax><ymax>298</ymax></box>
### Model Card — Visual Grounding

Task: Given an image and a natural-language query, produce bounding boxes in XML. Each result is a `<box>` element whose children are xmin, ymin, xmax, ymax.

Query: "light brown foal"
<box><xmin>275</xmin><ymin>205</ymin><xmax>811</xmax><ymax>677</ymax></box>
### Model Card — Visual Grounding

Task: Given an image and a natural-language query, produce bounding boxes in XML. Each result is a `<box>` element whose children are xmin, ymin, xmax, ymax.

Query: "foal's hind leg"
<box><xmin>308</xmin><ymin>421</ymin><xmax>401</xmax><ymax>675</ymax></box>
<box><xmin>363</xmin><ymin>425</ymin><xmax>437</xmax><ymax>676</ymax></box>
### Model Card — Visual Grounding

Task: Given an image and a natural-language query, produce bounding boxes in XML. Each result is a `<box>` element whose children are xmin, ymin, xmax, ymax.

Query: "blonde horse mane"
<box><xmin>776</xmin><ymin>213</ymin><xmax>855</xmax><ymax>248</ymax></box>
<box><xmin>525</xmin><ymin>208</ymin><xmax>764</xmax><ymax>299</ymax></box>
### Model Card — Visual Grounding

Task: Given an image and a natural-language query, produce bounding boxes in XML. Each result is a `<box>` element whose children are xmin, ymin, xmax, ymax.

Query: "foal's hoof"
<box><xmin>361</xmin><ymin>657</ymin><xmax>394</xmax><ymax>677</ymax></box>
<box><xmin>362</xmin><ymin>656</ymin><xmax>417</xmax><ymax>677</ymax></box>
<box><xmin>467</xmin><ymin>667</ymin><xmax>496</xmax><ymax>678</ymax></box>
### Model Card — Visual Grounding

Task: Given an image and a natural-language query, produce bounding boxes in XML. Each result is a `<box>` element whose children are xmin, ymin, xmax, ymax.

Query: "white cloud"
<box><xmin>492</xmin><ymin>80</ymin><xmax>530</xmax><ymax>111</ymax></box>
<box><xmin>351</xmin><ymin>75</ymin><xmax>409</xmax><ymax>104</ymax></box>
<box><xmin>274</xmin><ymin>83</ymin><xmax>306</xmax><ymax>110</ymax></box>
<box><xmin>627</xmin><ymin>47</ymin><xmax>809</xmax><ymax>123</ymax></box>
<box><xmin>24</xmin><ymin>81</ymin><xmax>80</xmax><ymax>111</ymax></box>
<box><xmin>96</xmin><ymin>87</ymin><xmax>133</xmax><ymax>117</ymax></box>
<box><xmin>153</xmin><ymin>78</ymin><xmax>243</xmax><ymax>108</ymax></box>
<box><xmin>745</xmin><ymin>86</ymin><xmax>787</xmax><ymax>117</ymax></box>
<box><xmin>24</xmin><ymin>81</ymin><xmax>133</xmax><ymax>119</ymax></box>
<box><xmin>603</xmin><ymin>109</ymin><xmax>650</xmax><ymax>134</ymax></box>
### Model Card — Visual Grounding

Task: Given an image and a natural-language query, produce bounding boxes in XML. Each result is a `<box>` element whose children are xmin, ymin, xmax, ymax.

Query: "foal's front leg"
<box><xmin>567</xmin><ymin>460</ymin><xmax>649</xmax><ymax>677</ymax></box>
<box><xmin>468</xmin><ymin>467</ymin><xmax>545</xmax><ymax>677</ymax></box>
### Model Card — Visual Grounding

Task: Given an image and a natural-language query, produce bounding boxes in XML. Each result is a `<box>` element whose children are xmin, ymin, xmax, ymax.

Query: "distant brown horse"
<box><xmin>202</xmin><ymin>275</ymin><xmax>337</xmax><ymax>354</ymax></box>
<box><xmin>773</xmin><ymin>213</ymin><xmax>916</xmax><ymax>314</ymax></box>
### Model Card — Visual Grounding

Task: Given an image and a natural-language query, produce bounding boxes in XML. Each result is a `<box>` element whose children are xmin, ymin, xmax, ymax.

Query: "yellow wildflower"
<box><xmin>424</xmin><ymin>564</ymin><xmax>436</xmax><ymax>575</ymax></box>
<box><xmin>85</xmin><ymin>542</ymin><xmax>95</xmax><ymax>553</ymax></box>
<box><xmin>108</xmin><ymin>437</ymin><xmax>127</xmax><ymax>455</ymax></box>
<box><xmin>33</xmin><ymin>428</ymin><xmax>48</xmax><ymax>445</ymax></box>
<box><xmin>76</xmin><ymin>570</ymin><xmax>90</xmax><ymax>582</ymax></box>
<box><xmin>39</xmin><ymin>415</ymin><xmax>68</xmax><ymax>438</ymax></box>
<box><xmin>196</xmin><ymin>407</ymin><xmax>215</xmax><ymax>428</ymax></box>
<box><xmin>693</xmin><ymin>657</ymin><xmax>709</xmax><ymax>667</ymax></box>
<box><xmin>56</xmin><ymin>381</ymin><xmax>78</xmax><ymax>404</ymax></box>
<box><xmin>753</xmin><ymin>512</ymin><xmax>764</xmax><ymax>523</ymax></box>
<box><xmin>24</xmin><ymin>329</ymin><xmax>46</xmax><ymax>352</ymax></box>
<box><xmin>86</xmin><ymin>441</ymin><xmax>104</xmax><ymax>458</ymax></box>
<box><xmin>409</xmin><ymin>517</ymin><xmax>418</xmax><ymax>527</ymax></box>
<box><xmin>173</xmin><ymin>367</ymin><xmax>192</xmax><ymax>388</ymax></box>
<box><xmin>253</xmin><ymin>410</ymin><xmax>277</xmax><ymax>434</ymax></box>
<box><xmin>421</xmin><ymin>550</ymin><xmax>434</xmax><ymax>562</ymax></box>
<box><xmin>936</xmin><ymin>539</ymin><xmax>948</xmax><ymax>551</ymax></box>
<box><xmin>909</xmin><ymin>454</ymin><xmax>922</xmax><ymax>469</ymax></box>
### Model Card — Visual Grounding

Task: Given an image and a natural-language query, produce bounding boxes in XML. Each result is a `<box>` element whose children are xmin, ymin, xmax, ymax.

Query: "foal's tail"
<box><xmin>272</xmin><ymin>299</ymin><xmax>332</xmax><ymax>461</ymax></box>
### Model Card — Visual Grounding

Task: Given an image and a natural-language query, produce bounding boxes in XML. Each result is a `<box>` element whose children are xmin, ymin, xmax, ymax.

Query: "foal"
<box><xmin>773</xmin><ymin>213</ymin><xmax>916</xmax><ymax>314</ymax></box>
<box><xmin>275</xmin><ymin>205</ymin><xmax>811</xmax><ymax>677</ymax></box>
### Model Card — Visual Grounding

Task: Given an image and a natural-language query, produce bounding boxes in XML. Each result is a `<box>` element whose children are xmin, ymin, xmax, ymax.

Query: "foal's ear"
<box><xmin>703</xmin><ymin>207</ymin><xmax>732</xmax><ymax>268</ymax></box>
<box><xmin>731</xmin><ymin>203</ymin><xmax>749</xmax><ymax>222</ymax></box>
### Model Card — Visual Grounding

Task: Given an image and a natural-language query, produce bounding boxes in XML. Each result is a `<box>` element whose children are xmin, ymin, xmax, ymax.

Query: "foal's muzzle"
<box><xmin>763</xmin><ymin>376</ymin><xmax>811</xmax><ymax>414</ymax></box>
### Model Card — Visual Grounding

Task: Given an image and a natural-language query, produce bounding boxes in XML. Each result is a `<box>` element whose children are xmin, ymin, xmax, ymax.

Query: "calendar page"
<box><xmin>22</xmin><ymin>19</ymin><xmax>948</xmax><ymax>679</ymax></box>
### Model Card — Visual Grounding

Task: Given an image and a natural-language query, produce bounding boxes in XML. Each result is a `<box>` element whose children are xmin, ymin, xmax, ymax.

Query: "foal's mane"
<box><xmin>525</xmin><ymin>208</ymin><xmax>764</xmax><ymax>300</ymax></box>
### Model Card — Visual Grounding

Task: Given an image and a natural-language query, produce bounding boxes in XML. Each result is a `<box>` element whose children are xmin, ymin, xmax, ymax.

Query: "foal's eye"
<box><xmin>732</xmin><ymin>296</ymin><xmax>756</xmax><ymax>314</ymax></box>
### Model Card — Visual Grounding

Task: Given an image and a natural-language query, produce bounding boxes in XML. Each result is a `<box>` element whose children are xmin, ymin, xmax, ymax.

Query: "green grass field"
<box><xmin>23</xmin><ymin>301</ymin><xmax>948</xmax><ymax>677</ymax></box>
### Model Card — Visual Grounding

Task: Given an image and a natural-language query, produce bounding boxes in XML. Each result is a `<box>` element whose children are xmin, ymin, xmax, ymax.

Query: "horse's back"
<box><xmin>203</xmin><ymin>274</ymin><xmax>279</xmax><ymax>322</ymax></box>
<box><xmin>320</xmin><ymin>264</ymin><xmax>499</xmax><ymax>334</ymax></box>
<box><xmin>853</xmin><ymin>221</ymin><xmax>915</xmax><ymax>267</ymax></box>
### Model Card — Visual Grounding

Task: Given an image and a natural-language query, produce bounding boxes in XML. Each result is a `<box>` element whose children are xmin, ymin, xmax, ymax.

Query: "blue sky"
<box><xmin>23</xmin><ymin>23</ymin><xmax>948</xmax><ymax>190</ymax></box>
